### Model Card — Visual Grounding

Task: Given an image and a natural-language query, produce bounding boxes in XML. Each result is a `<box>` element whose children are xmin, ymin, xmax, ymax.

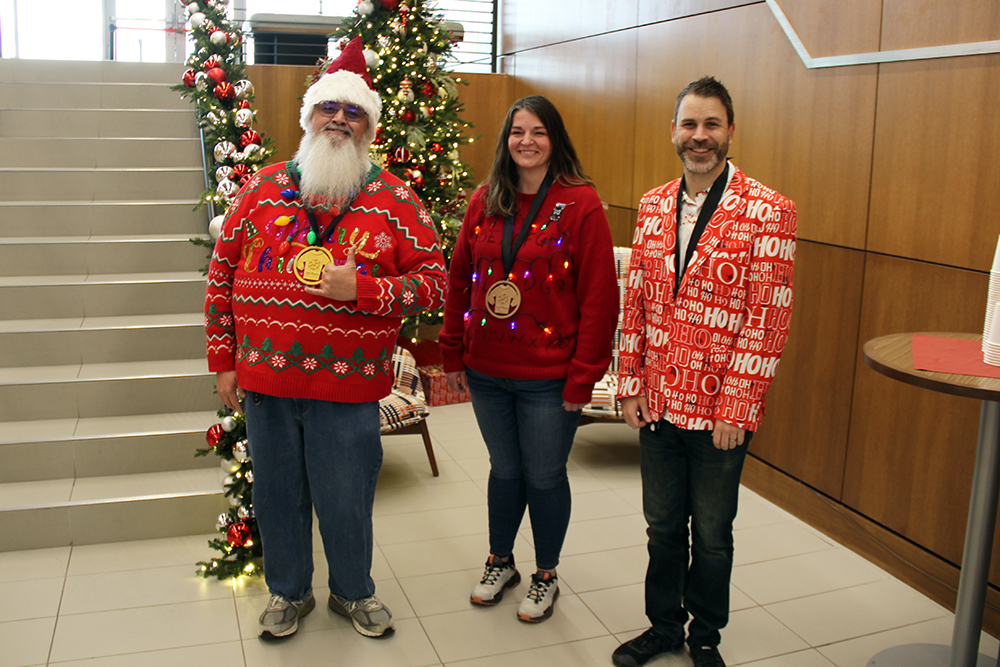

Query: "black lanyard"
<box><xmin>674</xmin><ymin>163</ymin><xmax>729</xmax><ymax>296</ymax></box>
<box><xmin>502</xmin><ymin>173</ymin><xmax>554</xmax><ymax>276</ymax></box>
<box><xmin>287</xmin><ymin>160</ymin><xmax>351</xmax><ymax>246</ymax></box>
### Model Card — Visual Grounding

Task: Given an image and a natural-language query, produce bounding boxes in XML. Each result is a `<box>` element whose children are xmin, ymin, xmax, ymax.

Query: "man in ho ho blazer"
<box><xmin>612</xmin><ymin>76</ymin><xmax>797</xmax><ymax>667</ymax></box>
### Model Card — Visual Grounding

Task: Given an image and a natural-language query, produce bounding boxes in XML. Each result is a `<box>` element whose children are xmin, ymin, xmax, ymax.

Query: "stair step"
<box><xmin>0</xmin><ymin>271</ymin><xmax>206</xmax><ymax>319</ymax></box>
<box><xmin>0</xmin><ymin>60</ymin><xmax>185</xmax><ymax>85</ymax></box>
<box><xmin>0</xmin><ymin>108</ymin><xmax>198</xmax><ymax>139</ymax></box>
<box><xmin>0</xmin><ymin>411</ymin><xmax>220</xmax><ymax>483</ymax></box>
<box><xmin>0</xmin><ymin>200</ymin><xmax>208</xmax><ymax>237</ymax></box>
<box><xmin>0</xmin><ymin>167</ymin><xmax>204</xmax><ymax>201</ymax></box>
<box><xmin>0</xmin><ymin>234</ymin><xmax>209</xmax><ymax>276</ymax></box>
<box><xmin>0</xmin><ymin>137</ymin><xmax>203</xmax><ymax>168</ymax></box>
<box><xmin>0</xmin><ymin>358</ymin><xmax>216</xmax><ymax>421</ymax></box>
<box><xmin>0</xmin><ymin>469</ymin><xmax>227</xmax><ymax>552</ymax></box>
<box><xmin>0</xmin><ymin>313</ymin><xmax>205</xmax><ymax>366</ymax></box>
<box><xmin>0</xmin><ymin>81</ymin><xmax>191</xmax><ymax>110</ymax></box>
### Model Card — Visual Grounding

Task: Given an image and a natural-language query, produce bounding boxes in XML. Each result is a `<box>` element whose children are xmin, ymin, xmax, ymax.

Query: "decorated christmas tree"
<box><xmin>324</xmin><ymin>0</ymin><xmax>476</xmax><ymax>330</ymax></box>
<box><xmin>172</xmin><ymin>0</ymin><xmax>267</xmax><ymax>580</ymax></box>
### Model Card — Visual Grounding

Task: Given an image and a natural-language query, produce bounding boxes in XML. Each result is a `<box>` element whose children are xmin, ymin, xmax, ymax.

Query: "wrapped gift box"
<box><xmin>417</xmin><ymin>364</ymin><xmax>471</xmax><ymax>406</ymax></box>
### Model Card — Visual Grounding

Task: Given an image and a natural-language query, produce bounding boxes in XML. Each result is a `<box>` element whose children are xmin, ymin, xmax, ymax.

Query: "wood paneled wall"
<box><xmin>245</xmin><ymin>66</ymin><xmax>513</xmax><ymax>185</ymax></box>
<box><xmin>501</xmin><ymin>0</ymin><xmax>1000</xmax><ymax>630</ymax></box>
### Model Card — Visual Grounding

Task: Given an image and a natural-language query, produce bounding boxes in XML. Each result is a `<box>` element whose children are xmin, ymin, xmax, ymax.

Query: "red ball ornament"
<box><xmin>237</xmin><ymin>99</ymin><xmax>252</xmax><ymax>109</ymax></box>
<box><xmin>203</xmin><ymin>55</ymin><xmax>222</xmax><ymax>71</ymax></box>
<box><xmin>232</xmin><ymin>164</ymin><xmax>251</xmax><ymax>183</ymax></box>
<box><xmin>226</xmin><ymin>521</ymin><xmax>252</xmax><ymax>547</ymax></box>
<box><xmin>206</xmin><ymin>67</ymin><xmax>227</xmax><ymax>84</ymax></box>
<box><xmin>421</xmin><ymin>81</ymin><xmax>436</xmax><ymax>97</ymax></box>
<box><xmin>400</xmin><ymin>109</ymin><xmax>416</xmax><ymax>125</ymax></box>
<box><xmin>182</xmin><ymin>69</ymin><xmax>198</xmax><ymax>87</ymax></box>
<box><xmin>379</xmin><ymin>0</ymin><xmax>401</xmax><ymax>9</ymax></box>
<box><xmin>239</xmin><ymin>130</ymin><xmax>262</xmax><ymax>148</ymax></box>
<box><xmin>214</xmin><ymin>82</ymin><xmax>236</xmax><ymax>103</ymax></box>
<box><xmin>430</xmin><ymin>143</ymin><xmax>444</xmax><ymax>154</ymax></box>
<box><xmin>206</xmin><ymin>423</ymin><xmax>225</xmax><ymax>446</ymax></box>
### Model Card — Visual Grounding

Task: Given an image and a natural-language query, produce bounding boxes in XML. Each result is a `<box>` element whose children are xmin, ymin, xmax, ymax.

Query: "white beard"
<box><xmin>294</xmin><ymin>129</ymin><xmax>371</xmax><ymax>204</ymax></box>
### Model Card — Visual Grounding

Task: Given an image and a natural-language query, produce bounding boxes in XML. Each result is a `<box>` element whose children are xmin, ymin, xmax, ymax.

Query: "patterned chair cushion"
<box><xmin>582</xmin><ymin>246</ymin><xmax>632</xmax><ymax>420</ymax></box>
<box><xmin>379</xmin><ymin>345</ymin><xmax>430</xmax><ymax>433</ymax></box>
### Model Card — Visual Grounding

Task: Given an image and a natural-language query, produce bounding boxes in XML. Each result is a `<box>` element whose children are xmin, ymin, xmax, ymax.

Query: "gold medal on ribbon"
<box><xmin>293</xmin><ymin>246</ymin><xmax>334</xmax><ymax>285</ymax></box>
<box><xmin>485</xmin><ymin>280</ymin><xmax>521</xmax><ymax>319</ymax></box>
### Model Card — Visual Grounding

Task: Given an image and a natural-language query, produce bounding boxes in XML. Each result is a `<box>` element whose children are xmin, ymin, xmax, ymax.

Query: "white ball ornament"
<box><xmin>363</xmin><ymin>48</ymin><xmax>381</xmax><ymax>69</ymax></box>
<box><xmin>187</xmin><ymin>2</ymin><xmax>200</xmax><ymax>14</ymax></box>
<box><xmin>221</xmin><ymin>416</ymin><xmax>237</xmax><ymax>432</ymax></box>
<box><xmin>210</xmin><ymin>30</ymin><xmax>227</xmax><ymax>45</ymax></box>
<box><xmin>241</xmin><ymin>143</ymin><xmax>261</xmax><ymax>161</ymax></box>
<box><xmin>222</xmin><ymin>459</ymin><xmax>240</xmax><ymax>473</ymax></box>
<box><xmin>190</xmin><ymin>12</ymin><xmax>206</xmax><ymax>28</ymax></box>
<box><xmin>359</xmin><ymin>0</ymin><xmax>375</xmax><ymax>15</ymax></box>
<box><xmin>209</xmin><ymin>215</ymin><xmax>225</xmax><ymax>240</ymax></box>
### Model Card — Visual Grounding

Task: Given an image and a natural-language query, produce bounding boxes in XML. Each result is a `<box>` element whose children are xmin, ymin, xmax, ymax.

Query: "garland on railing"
<box><xmin>171</xmin><ymin>0</ymin><xmax>275</xmax><ymax>247</ymax></box>
<box><xmin>171</xmin><ymin>0</ymin><xmax>265</xmax><ymax>581</ymax></box>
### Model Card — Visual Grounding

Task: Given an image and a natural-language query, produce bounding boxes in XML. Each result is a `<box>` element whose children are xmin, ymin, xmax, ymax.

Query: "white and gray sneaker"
<box><xmin>518</xmin><ymin>571</ymin><xmax>559</xmax><ymax>622</ymax></box>
<box><xmin>470</xmin><ymin>554</ymin><xmax>521</xmax><ymax>605</ymax></box>
<box><xmin>258</xmin><ymin>592</ymin><xmax>316</xmax><ymax>638</ymax></box>
<box><xmin>329</xmin><ymin>592</ymin><xmax>394</xmax><ymax>637</ymax></box>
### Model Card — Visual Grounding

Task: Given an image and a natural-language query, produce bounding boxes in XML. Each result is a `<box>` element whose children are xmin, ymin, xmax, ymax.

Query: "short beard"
<box><xmin>294</xmin><ymin>127</ymin><xmax>371</xmax><ymax>204</ymax></box>
<box><xmin>675</xmin><ymin>139</ymin><xmax>728</xmax><ymax>175</ymax></box>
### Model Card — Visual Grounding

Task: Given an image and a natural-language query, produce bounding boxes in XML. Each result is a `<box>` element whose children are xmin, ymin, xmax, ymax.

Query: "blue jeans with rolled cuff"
<box><xmin>640</xmin><ymin>419</ymin><xmax>751</xmax><ymax>647</ymax></box>
<box><xmin>465</xmin><ymin>368</ymin><xmax>582</xmax><ymax>571</ymax></box>
<box><xmin>243</xmin><ymin>391</ymin><xmax>382</xmax><ymax>603</ymax></box>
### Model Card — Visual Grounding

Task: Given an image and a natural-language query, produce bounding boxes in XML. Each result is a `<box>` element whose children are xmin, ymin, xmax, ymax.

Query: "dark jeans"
<box><xmin>640</xmin><ymin>420</ymin><xmax>751</xmax><ymax>647</ymax></box>
<box><xmin>244</xmin><ymin>391</ymin><xmax>382</xmax><ymax>602</ymax></box>
<box><xmin>465</xmin><ymin>368</ymin><xmax>581</xmax><ymax>571</ymax></box>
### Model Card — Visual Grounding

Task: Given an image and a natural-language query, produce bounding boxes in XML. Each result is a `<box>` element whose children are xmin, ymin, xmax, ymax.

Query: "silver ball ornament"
<box><xmin>194</xmin><ymin>71</ymin><xmax>209</xmax><ymax>92</ymax></box>
<box><xmin>216</xmin><ymin>512</ymin><xmax>230</xmax><ymax>530</ymax></box>
<box><xmin>217</xmin><ymin>178</ymin><xmax>239</xmax><ymax>200</ymax></box>
<box><xmin>215</xmin><ymin>165</ymin><xmax>234</xmax><ymax>182</ymax></box>
<box><xmin>234</xmin><ymin>80</ymin><xmax>254</xmax><ymax>99</ymax></box>
<box><xmin>213</xmin><ymin>141</ymin><xmax>236</xmax><ymax>162</ymax></box>
<box><xmin>240</xmin><ymin>143</ymin><xmax>261</xmax><ymax>161</ymax></box>
<box><xmin>245</xmin><ymin>470</ymin><xmax>254</xmax><ymax>484</ymax></box>
<box><xmin>228</xmin><ymin>495</ymin><xmax>241</xmax><ymax>506</ymax></box>
<box><xmin>237</xmin><ymin>505</ymin><xmax>252</xmax><ymax>520</ymax></box>
<box><xmin>233</xmin><ymin>441</ymin><xmax>250</xmax><ymax>463</ymax></box>
<box><xmin>235</xmin><ymin>108</ymin><xmax>254</xmax><ymax>129</ymax></box>
<box><xmin>223</xmin><ymin>474</ymin><xmax>235</xmax><ymax>487</ymax></box>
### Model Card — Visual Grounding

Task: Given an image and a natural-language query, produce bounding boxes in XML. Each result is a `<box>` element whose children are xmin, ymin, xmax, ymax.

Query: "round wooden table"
<box><xmin>864</xmin><ymin>333</ymin><xmax>1000</xmax><ymax>667</ymax></box>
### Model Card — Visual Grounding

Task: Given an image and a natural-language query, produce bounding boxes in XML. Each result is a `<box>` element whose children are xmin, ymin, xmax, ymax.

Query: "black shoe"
<box><xmin>612</xmin><ymin>628</ymin><xmax>684</xmax><ymax>667</ymax></box>
<box><xmin>690</xmin><ymin>644</ymin><xmax>726</xmax><ymax>667</ymax></box>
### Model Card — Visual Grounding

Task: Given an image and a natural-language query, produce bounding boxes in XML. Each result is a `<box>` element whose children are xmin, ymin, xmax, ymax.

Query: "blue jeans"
<box><xmin>640</xmin><ymin>420</ymin><xmax>751</xmax><ymax>647</ymax></box>
<box><xmin>465</xmin><ymin>368</ymin><xmax>581</xmax><ymax>571</ymax></box>
<box><xmin>243</xmin><ymin>391</ymin><xmax>382</xmax><ymax>602</ymax></box>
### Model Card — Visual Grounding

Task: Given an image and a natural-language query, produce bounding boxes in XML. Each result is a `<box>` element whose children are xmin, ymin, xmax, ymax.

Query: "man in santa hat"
<box><xmin>205</xmin><ymin>36</ymin><xmax>446</xmax><ymax>640</ymax></box>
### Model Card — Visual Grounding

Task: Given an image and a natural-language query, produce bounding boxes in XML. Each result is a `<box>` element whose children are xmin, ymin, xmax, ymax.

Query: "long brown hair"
<box><xmin>483</xmin><ymin>96</ymin><xmax>593</xmax><ymax>218</ymax></box>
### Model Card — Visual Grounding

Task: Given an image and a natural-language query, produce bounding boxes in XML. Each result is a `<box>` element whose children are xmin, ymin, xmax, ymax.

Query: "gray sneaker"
<box><xmin>329</xmin><ymin>592</ymin><xmax>394</xmax><ymax>637</ymax></box>
<box><xmin>258</xmin><ymin>592</ymin><xmax>316</xmax><ymax>639</ymax></box>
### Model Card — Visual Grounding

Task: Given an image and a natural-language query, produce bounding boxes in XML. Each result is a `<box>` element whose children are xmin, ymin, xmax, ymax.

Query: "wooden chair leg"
<box><xmin>418</xmin><ymin>419</ymin><xmax>439</xmax><ymax>477</ymax></box>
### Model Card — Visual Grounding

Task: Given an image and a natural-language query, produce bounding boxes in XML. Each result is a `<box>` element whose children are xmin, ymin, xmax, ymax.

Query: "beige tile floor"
<box><xmin>3</xmin><ymin>401</ymin><xmax>998</xmax><ymax>667</ymax></box>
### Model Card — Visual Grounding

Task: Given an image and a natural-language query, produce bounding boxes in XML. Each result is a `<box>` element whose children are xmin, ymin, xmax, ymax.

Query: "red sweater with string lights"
<box><xmin>439</xmin><ymin>181</ymin><xmax>618</xmax><ymax>404</ymax></box>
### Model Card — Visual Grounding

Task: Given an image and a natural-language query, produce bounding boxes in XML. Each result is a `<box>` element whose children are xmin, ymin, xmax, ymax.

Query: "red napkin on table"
<box><xmin>911</xmin><ymin>334</ymin><xmax>1000</xmax><ymax>379</ymax></box>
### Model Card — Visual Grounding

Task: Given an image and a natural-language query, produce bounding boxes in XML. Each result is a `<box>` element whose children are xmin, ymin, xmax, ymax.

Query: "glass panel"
<box><xmin>2</xmin><ymin>0</ymin><xmax>104</xmax><ymax>60</ymax></box>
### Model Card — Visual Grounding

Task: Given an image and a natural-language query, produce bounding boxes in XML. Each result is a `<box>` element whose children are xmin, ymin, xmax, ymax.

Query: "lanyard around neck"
<box><xmin>674</xmin><ymin>163</ymin><xmax>729</xmax><ymax>296</ymax></box>
<box><xmin>502</xmin><ymin>173</ymin><xmax>554</xmax><ymax>277</ymax></box>
<box><xmin>287</xmin><ymin>160</ymin><xmax>352</xmax><ymax>247</ymax></box>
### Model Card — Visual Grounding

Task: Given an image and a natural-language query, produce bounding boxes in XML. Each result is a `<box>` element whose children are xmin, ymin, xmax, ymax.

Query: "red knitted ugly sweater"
<box><xmin>205</xmin><ymin>161</ymin><xmax>446</xmax><ymax>403</ymax></box>
<box><xmin>439</xmin><ymin>181</ymin><xmax>618</xmax><ymax>405</ymax></box>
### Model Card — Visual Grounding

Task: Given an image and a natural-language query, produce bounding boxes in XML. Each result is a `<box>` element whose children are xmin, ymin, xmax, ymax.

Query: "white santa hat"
<box><xmin>300</xmin><ymin>36</ymin><xmax>382</xmax><ymax>143</ymax></box>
